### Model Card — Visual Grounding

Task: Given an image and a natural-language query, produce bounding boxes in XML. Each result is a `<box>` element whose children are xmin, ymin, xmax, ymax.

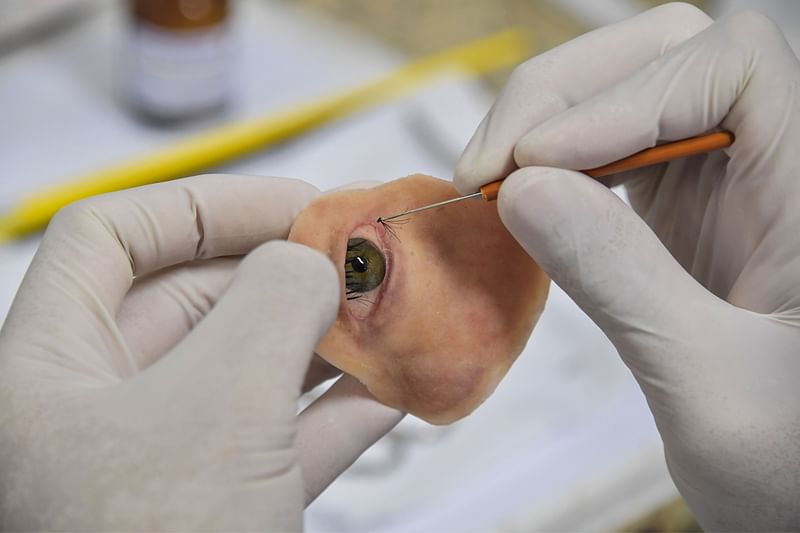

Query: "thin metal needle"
<box><xmin>378</xmin><ymin>191</ymin><xmax>483</xmax><ymax>223</ymax></box>
<box><xmin>376</xmin><ymin>131</ymin><xmax>734</xmax><ymax>225</ymax></box>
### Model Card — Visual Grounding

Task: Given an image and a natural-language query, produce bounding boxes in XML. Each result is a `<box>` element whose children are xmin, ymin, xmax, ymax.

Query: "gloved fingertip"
<box><xmin>497</xmin><ymin>166</ymin><xmax>577</xmax><ymax>259</ymax></box>
<box><xmin>237</xmin><ymin>241</ymin><xmax>340</xmax><ymax>335</ymax></box>
<box><xmin>274</xmin><ymin>177</ymin><xmax>324</xmax><ymax>215</ymax></box>
<box><xmin>498</xmin><ymin>165</ymin><xmax>625</xmax><ymax>294</ymax></box>
<box><xmin>453</xmin><ymin>153</ymin><xmax>483</xmax><ymax>195</ymax></box>
<box><xmin>513</xmin><ymin>121</ymin><xmax>591</xmax><ymax>170</ymax></box>
<box><xmin>454</xmin><ymin>133</ymin><xmax>519</xmax><ymax>195</ymax></box>
<box><xmin>512</xmin><ymin>133</ymin><xmax>537</xmax><ymax>169</ymax></box>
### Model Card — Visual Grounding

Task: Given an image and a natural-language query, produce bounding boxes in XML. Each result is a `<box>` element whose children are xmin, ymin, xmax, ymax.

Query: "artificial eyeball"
<box><xmin>345</xmin><ymin>238</ymin><xmax>386</xmax><ymax>296</ymax></box>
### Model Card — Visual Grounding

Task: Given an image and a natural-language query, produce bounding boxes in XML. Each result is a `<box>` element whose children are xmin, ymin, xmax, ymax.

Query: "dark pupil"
<box><xmin>351</xmin><ymin>256</ymin><xmax>368</xmax><ymax>272</ymax></box>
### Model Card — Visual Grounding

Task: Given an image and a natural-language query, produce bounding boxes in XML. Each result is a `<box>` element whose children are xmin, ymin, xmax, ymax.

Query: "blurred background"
<box><xmin>1</xmin><ymin>0</ymin><xmax>799</xmax><ymax>531</ymax></box>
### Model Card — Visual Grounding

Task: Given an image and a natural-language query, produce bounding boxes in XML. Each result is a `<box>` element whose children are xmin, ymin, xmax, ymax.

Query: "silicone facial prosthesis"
<box><xmin>288</xmin><ymin>174</ymin><xmax>549</xmax><ymax>424</ymax></box>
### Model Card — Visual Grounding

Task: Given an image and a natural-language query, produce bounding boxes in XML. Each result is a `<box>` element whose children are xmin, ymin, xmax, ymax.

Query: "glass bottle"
<box><xmin>124</xmin><ymin>0</ymin><xmax>230</xmax><ymax>122</ymax></box>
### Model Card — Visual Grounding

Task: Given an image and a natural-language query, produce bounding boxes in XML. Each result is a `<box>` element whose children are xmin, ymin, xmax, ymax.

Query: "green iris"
<box><xmin>344</xmin><ymin>238</ymin><xmax>385</xmax><ymax>299</ymax></box>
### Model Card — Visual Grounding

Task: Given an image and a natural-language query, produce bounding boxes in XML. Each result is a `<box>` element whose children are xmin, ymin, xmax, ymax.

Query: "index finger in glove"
<box><xmin>8</xmin><ymin>175</ymin><xmax>318</xmax><ymax>340</ymax></box>
<box><xmin>513</xmin><ymin>10</ymin><xmax>799</xmax><ymax>175</ymax></box>
<box><xmin>454</xmin><ymin>2</ymin><xmax>712</xmax><ymax>194</ymax></box>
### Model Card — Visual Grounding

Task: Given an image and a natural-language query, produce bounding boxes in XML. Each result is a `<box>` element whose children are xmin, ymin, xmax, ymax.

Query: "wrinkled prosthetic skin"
<box><xmin>289</xmin><ymin>175</ymin><xmax>549</xmax><ymax>424</ymax></box>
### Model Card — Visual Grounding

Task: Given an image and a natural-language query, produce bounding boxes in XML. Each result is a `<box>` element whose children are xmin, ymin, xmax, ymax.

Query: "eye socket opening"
<box><xmin>342</xmin><ymin>224</ymin><xmax>393</xmax><ymax>321</ymax></box>
<box><xmin>345</xmin><ymin>238</ymin><xmax>386</xmax><ymax>300</ymax></box>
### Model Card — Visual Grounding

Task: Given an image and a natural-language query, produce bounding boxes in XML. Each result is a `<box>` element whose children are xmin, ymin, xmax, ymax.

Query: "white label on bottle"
<box><xmin>125</xmin><ymin>22</ymin><xmax>230</xmax><ymax>117</ymax></box>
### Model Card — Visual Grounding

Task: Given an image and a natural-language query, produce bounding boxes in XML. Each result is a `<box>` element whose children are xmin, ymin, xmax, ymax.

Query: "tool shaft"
<box><xmin>379</xmin><ymin>191</ymin><xmax>483</xmax><ymax>222</ymax></box>
<box><xmin>378</xmin><ymin>131</ymin><xmax>734</xmax><ymax>222</ymax></box>
<box><xmin>479</xmin><ymin>131</ymin><xmax>734</xmax><ymax>201</ymax></box>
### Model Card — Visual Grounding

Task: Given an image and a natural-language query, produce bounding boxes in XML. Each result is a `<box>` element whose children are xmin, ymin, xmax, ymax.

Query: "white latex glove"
<box><xmin>0</xmin><ymin>175</ymin><xmax>403</xmax><ymax>531</ymax></box>
<box><xmin>455</xmin><ymin>3</ymin><xmax>800</xmax><ymax>530</ymax></box>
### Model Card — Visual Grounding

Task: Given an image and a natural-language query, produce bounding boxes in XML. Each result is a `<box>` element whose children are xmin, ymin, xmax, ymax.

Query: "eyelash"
<box><xmin>378</xmin><ymin>217</ymin><xmax>407</xmax><ymax>242</ymax></box>
<box><xmin>345</xmin><ymin>238</ymin><xmax>370</xmax><ymax>301</ymax></box>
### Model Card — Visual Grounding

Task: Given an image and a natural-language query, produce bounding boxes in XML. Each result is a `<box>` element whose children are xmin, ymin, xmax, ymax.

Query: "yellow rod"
<box><xmin>0</xmin><ymin>28</ymin><xmax>533</xmax><ymax>242</ymax></box>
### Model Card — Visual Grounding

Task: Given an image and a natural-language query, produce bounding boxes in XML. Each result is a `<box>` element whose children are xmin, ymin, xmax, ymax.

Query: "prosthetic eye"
<box><xmin>345</xmin><ymin>238</ymin><xmax>385</xmax><ymax>299</ymax></box>
<box><xmin>288</xmin><ymin>175</ymin><xmax>549</xmax><ymax>424</ymax></box>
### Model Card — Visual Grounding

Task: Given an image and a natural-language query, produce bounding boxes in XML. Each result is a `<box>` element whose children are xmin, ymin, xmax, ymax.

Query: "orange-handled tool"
<box><xmin>378</xmin><ymin>131</ymin><xmax>734</xmax><ymax>222</ymax></box>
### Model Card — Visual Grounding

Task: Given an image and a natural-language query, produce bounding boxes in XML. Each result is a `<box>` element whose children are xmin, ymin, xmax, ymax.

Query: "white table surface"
<box><xmin>0</xmin><ymin>1</ymin><xmax>701</xmax><ymax>530</ymax></box>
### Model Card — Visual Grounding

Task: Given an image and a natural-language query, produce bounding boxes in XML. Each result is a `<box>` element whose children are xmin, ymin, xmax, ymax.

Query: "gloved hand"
<box><xmin>0</xmin><ymin>175</ymin><xmax>403</xmax><ymax>531</ymax></box>
<box><xmin>455</xmin><ymin>3</ymin><xmax>800</xmax><ymax>530</ymax></box>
